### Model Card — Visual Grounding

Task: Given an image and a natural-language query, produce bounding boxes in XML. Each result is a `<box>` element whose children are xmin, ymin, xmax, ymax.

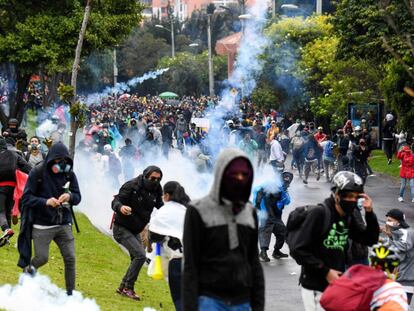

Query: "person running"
<box><xmin>111</xmin><ymin>166</ymin><xmax>163</xmax><ymax>300</ymax></box>
<box><xmin>19</xmin><ymin>142</ymin><xmax>81</xmax><ymax>295</ymax></box>
<box><xmin>322</xmin><ymin>135</ymin><xmax>336</xmax><ymax>182</ymax></box>
<box><xmin>353</xmin><ymin>139</ymin><xmax>370</xmax><ymax>183</ymax></box>
<box><xmin>0</xmin><ymin>137</ymin><xmax>31</xmax><ymax>247</ymax></box>
<box><xmin>397</xmin><ymin>145</ymin><xmax>414</xmax><ymax>203</ymax></box>
<box><xmin>302</xmin><ymin>135</ymin><xmax>322</xmax><ymax>184</ymax></box>
<box><xmin>182</xmin><ymin>148</ymin><xmax>264</xmax><ymax>311</ymax></box>
<box><xmin>269</xmin><ymin>135</ymin><xmax>285</xmax><ymax>173</ymax></box>
<box><xmin>382</xmin><ymin>208</ymin><xmax>414</xmax><ymax>306</ymax></box>
<box><xmin>254</xmin><ymin>172</ymin><xmax>293</xmax><ymax>262</ymax></box>
<box><xmin>289</xmin><ymin>171</ymin><xmax>380</xmax><ymax>311</ymax></box>
<box><xmin>149</xmin><ymin>181</ymin><xmax>191</xmax><ymax>311</ymax></box>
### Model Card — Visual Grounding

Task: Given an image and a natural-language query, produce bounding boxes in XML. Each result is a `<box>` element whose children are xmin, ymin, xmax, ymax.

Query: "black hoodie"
<box><xmin>21</xmin><ymin>142</ymin><xmax>81</xmax><ymax>226</ymax></box>
<box><xmin>112</xmin><ymin>166</ymin><xmax>163</xmax><ymax>234</ymax></box>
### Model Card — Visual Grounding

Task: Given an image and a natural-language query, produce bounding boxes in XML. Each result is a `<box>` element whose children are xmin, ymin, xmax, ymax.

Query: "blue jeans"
<box><xmin>198</xmin><ymin>296</ymin><xmax>250</xmax><ymax>311</ymax></box>
<box><xmin>399</xmin><ymin>178</ymin><xmax>414</xmax><ymax>198</ymax></box>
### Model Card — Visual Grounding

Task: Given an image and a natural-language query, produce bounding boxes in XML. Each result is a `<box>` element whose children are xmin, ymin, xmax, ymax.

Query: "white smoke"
<box><xmin>84</xmin><ymin>68</ymin><xmax>170</xmax><ymax>105</ymax></box>
<box><xmin>0</xmin><ymin>273</ymin><xmax>100</xmax><ymax>311</ymax></box>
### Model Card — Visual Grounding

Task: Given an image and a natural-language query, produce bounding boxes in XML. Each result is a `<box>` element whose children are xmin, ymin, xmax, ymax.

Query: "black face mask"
<box><xmin>339</xmin><ymin>198</ymin><xmax>357</xmax><ymax>215</ymax></box>
<box><xmin>144</xmin><ymin>178</ymin><xmax>159</xmax><ymax>192</ymax></box>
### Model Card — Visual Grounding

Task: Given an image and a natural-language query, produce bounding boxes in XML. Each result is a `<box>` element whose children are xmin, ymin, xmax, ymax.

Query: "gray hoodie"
<box><xmin>390</xmin><ymin>227</ymin><xmax>414</xmax><ymax>287</ymax></box>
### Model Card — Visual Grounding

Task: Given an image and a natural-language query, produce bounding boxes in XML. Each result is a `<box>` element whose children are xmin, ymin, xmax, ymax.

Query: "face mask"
<box><xmin>144</xmin><ymin>178</ymin><xmax>159</xmax><ymax>191</ymax></box>
<box><xmin>301</xmin><ymin>122</ymin><xmax>306</xmax><ymax>126</ymax></box>
<box><xmin>31</xmin><ymin>144</ymin><xmax>38</xmax><ymax>151</ymax></box>
<box><xmin>386</xmin><ymin>221</ymin><xmax>400</xmax><ymax>230</ymax></box>
<box><xmin>51</xmin><ymin>159</ymin><xmax>71</xmax><ymax>174</ymax></box>
<box><xmin>339</xmin><ymin>197</ymin><xmax>358</xmax><ymax>215</ymax></box>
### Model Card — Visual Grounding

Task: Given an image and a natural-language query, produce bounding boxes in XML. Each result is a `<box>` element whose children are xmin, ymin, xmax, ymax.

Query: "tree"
<box><xmin>0</xmin><ymin>0</ymin><xmax>143</xmax><ymax>128</ymax></box>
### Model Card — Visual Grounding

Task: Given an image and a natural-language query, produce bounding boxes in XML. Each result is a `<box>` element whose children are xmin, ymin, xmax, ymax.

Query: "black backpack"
<box><xmin>286</xmin><ymin>203</ymin><xmax>331</xmax><ymax>260</ymax></box>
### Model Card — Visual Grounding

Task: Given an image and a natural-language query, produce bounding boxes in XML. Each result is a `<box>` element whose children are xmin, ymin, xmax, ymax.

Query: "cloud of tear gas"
<box><xmin>0</xmin><ymin>273</ymin><xmax>100</xmax><ymax>311</ymax></box>
<box><xmin>84</xmin><ymin>68</ymin><xmax>169</xmax><ymax>105</ymax></box>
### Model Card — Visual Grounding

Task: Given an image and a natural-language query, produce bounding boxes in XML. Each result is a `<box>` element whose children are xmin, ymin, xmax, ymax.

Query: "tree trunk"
<box><xmin>69</xmin><ymin>0</ymin><xmax>91</xmax><ymax>160</ymax></box>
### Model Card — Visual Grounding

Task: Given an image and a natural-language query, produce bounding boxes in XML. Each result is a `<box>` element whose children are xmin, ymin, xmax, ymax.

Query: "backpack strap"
<box><xmin>318</xmin><ymin>202</ymin><xmax>332</xmax><ymax>238</ymax></box>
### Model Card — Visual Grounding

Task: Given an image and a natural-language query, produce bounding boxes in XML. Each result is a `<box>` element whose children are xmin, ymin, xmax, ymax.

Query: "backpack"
<box><xmin>292</xmin><ymin>137</ymin><xmax>304</xmax><ymax>150</ymax></box>
<box><xmin>286</xmin><ymin>204</ymin><xmax>331</xmax><ymax>259</ymax></box>
<box><xmin>0</xmin><ymin>150</ymin><xmax>17</xmax><ymax>182</ymax></box>
<box><xmin>324</xmin><ymin>141</ymin><xmax>335</xmax><ymax>158</ymax></box>
<box><xmin>320</xmin><ymin>264</ymin><xmax>386</xmax><ymax>311</ymax></box>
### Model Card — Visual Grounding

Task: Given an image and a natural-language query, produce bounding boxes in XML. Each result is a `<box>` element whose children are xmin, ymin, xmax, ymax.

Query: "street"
<box><xmin>264</xmin><ymin>171</ymin><xmax>414</xmax><ymax>310</ymax></box>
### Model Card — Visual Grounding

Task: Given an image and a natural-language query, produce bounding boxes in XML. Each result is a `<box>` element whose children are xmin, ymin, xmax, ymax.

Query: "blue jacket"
<box><xmin>253</xmin><ymin>184</ymin><xmax>291</xmax><ymax>218</ymax></box>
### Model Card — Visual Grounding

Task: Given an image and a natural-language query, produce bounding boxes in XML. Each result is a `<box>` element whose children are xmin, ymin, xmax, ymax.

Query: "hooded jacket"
<box><xmin>0</xmin><ymin>138</ymin><xmax>31</xmax><ymax>183</ymax></box>
<box><xmin>291</xmin><ymin>196</ymin><xmax>379</xmax><ymax>292</ymax></box>
<box><xmin>390</xmin><ymin>227</ymin><xmax>414</xmax><ymax>287</ymax></box>
<box><xmin>21</xmin><ymin>142</ymin><xmax>81</xmax><ymax>226</ymax></box>
<box><xmin>112</xmin><ymin>166</ymin><xmax>163</xmax><ymax>234</ymax></box>
<box><xmin>182</xmin><ymin>148</ymin><xmax>265</xmax><ymax>311</ymax></box>
<box><xmin>397</xmin><ymin>147</ymin><xmax>414</xmax><ymax>179</ymax></box>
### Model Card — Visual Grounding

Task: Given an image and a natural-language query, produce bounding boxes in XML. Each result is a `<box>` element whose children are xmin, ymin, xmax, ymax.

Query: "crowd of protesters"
<box><xmin>0</xmin><ymin>92</ymin><xmax>414</xmax><ymax>311</ymax></box>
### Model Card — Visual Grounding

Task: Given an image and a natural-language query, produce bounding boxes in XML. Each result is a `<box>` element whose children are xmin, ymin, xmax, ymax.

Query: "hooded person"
<box><xmin>2</xmin><ymin>118</ymin><xmax>27</xmax><ymax>145</ymax></box>
<box><xmin>111</xmin><ymin>165</ymin><xmax>164</xmax><ymax>300</ymax></box>
<box><xmin>18</xmin><ymin>142</ymin><xmax>81</xmax><ymax>296</ymax></box>
<box><xmin>0</xmin><ymin>137</ymin><xmax>31</xmax><ymax>247</ymax></box>
<box><xmin>182</xmin><ymin>148</ymin><xmax>265</xmax><ymax>311</ymax></box>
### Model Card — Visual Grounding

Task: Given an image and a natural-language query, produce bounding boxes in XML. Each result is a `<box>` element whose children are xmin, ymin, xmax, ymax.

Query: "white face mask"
<box><xmin>386</xmin><ymin>221</ymin><xmax>399</xmax><ymax>228</ymax></box>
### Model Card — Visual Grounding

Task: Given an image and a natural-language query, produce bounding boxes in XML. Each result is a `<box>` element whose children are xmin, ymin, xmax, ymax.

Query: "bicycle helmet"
<box><xmin>370</xmin><ymin>242</ymin><xmax>400</xmax><ymax>277</ymax></box>
<box><xmin>331</xmin><ymin>171</ymin><xmax>364</xmax><ymax>193</ymax></box>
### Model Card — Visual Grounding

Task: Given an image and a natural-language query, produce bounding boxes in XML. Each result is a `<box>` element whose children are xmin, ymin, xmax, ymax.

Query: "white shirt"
<box><xmin>269</xmin><ymin>140</ymin><xmax>284</xmax><ymax>161</ymax></box>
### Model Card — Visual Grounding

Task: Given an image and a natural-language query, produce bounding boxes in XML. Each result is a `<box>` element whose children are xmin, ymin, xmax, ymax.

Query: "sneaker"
<box><xmin>316</xmin><ymin>173</ymin><xmax>320</xmax><ymax>181</ymax></box>
<box><xmin>23</xmin><ymin>265</ymin><xmax>37</xmax><ymax>277</ymax></box>
<box><xmin>259</xmin><ymin>250</ymin><xmax>270</xmax><ymax>262</ymax></box>
<box><xmin>0</xmin><ymin>228</ymin><xmax>14</xmax><ymax>247</ymax></box>
<box><xmin>303</xmin><ymin>179</ymin><xmax>308</xmax><ymax>184</ymax></box>
<box><xmin>116</xmin><ymin>287</ymin><xmax>124</xmax><ymax>295</ymax></box>
<box><xmin>398</xmin><ymin>197</ymin><xmax>404</xmax><ymax>202</ymax></box>
<box><xmin>121</xmin><ymin>288</ymin><xmax>140</xmax><ymax>301</ymax></box>
<box><xmin>388</xmin><ymin>159</ymin><xmax>392</xmax><ymax>165</ymax></box>
<box><xmin>272</xmin><ymin>250</ymin><xmax>289</xmax><ymax>259</ymax></box>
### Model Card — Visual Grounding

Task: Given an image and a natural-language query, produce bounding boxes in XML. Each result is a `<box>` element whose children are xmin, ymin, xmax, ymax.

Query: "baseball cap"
<box><xmin>386</xmin><ymin>209</ymin><xmax>409</xmax><ymax>229</ymax></box>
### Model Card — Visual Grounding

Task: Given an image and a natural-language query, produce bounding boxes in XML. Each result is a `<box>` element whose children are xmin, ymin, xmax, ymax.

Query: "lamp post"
<box><xmin>207</xmin><ymin>13</ymin><xmax>215</xmax><ymax>97</ymax></box>
<box><xmin>316</xmin><ymin>0</ymin><xmax>322</xmax><ymax>14</ymax></box>
<box><xmin>155</xmin><ymin>24</ymin><xmax>175</xmax><ymax>58</ymax></box>
<box><xmin>113</xmin><ymin>48</ymin><xmax>118</xmax><ymax>87</ymax></box>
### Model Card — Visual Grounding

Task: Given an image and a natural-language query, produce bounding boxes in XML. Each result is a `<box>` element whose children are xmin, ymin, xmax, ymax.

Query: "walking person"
<box><xmin>397</xmin><ymin>145</ymin><xmax>414</xmax><ymax>203</ymax></box>
<box><xmin>149</xmin><ymin>181</ymin><xmax>191</xmax><ymax>311</ymax></box>
<box><xmin>182</xmin><ymin>148</ymin><xmax>265</xmax><ymax>311</ymax></box>
<box><xmin>0</xmin><ymin>137</ymin><xmax>31</xmax><ymax>246</ymax></box>
<box><xmin>382</xmin><ymin>113</ymin><xmax>396</xmax><ymax>165</ymax></box>
<box><xmin>382</xmin><ymin>208</ymin><xmax>414</xmax><ymax>306</ymax></box>
<box><xmin>19</xmin><ymin>142</ymin><xmax>81</xmax><ymax>295</ymax></box>
<box><xmin>111</xmin><ymin>166</ymin><xmax>163</xmax><ymax>300</ymax></box>
<box><xmin>254</xmin><ymin>172</ymin><xmax>293</xmax><ymax>262</ymax></box>
<box><xmin>287</xmin><ymin>171</ymin><xmax>379</xmax><ymax>311</ymax></box>
<box><xmin>353</xmin><ymin>139</ymin><xmax>370</xmax><ymax>183</ymax></box>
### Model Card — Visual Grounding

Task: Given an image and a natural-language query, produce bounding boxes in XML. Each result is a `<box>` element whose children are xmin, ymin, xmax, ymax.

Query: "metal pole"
<box><xmin>113</xmin><ymin>48</ymin><xmax>118</xmax><ymax>86</ymax></box>
<box><xmin>316</xmin><ymin>0</ymin><xmax>322</xmax><ymax>14</ymax></box>
<box><xmin>207</xmin><ymin>14</ymin><xmax>215</xmax><ymax>97</ymax></box>
<box><xmin>272</xmin><ymin>0</ymin><xmax>276</xmax><ymax>17</ymax></box>
<box><xmin>171</xmin><ymin>19</ymin><xmax>175</xmax><ymax>58</ymax></box>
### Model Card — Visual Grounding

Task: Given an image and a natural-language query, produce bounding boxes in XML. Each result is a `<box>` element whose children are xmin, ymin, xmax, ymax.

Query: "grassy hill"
<box><xmin>0</xmin><ymin>213</ymin><xmax>173</xmax><ymax>311</ymax></box>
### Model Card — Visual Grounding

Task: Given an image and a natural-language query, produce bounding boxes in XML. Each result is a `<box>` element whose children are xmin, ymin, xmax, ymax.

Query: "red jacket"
<box><xmin>397</xmin><ymin>147</ymin><xmax>414</xmax><ymax>179</ymax></box>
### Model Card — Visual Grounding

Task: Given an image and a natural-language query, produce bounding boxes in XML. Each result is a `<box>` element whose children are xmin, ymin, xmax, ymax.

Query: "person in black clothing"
<box><xmin>353</xmin><ymin>139</ymin><xmax>370</xmax><ymax>183</ymax></box>
<box><xmin>333</xmin><ymin>129</ymin><xmax>350</xmax><ymax>171</ymax></box>
<box><xmin>111</xmin><ymin>165</ymin><xmax>163</xmax><ymax>301</ymax></box>
<box><xmin>0</xmin><ymin>137</ymin><xmax>31</xmax><ymax>246</ymax></box>
<box><xmin>2</xmin><ymin>118</ymin><xmax>27</xmax><ymax>145</ymax></box>
<box><xmin>19</xmin><ymin>142</ymin><xmax>81</xmax><ymax>295</ymax></box>
<box><xmin>119</xmin><ymin>138</ymin><xmax>137</xmax><ymax>182</ymax></box>
<box><xmin>160</xmin><ymin>120</ymin><xmax>174</xmax><ymax>159</ymax></box>
<box><xmin>289</xmin><ymin>171</ymin><xmax>379</xmax><ymax>311</ymax></box>
<box><xmin>182</xmin><ymin>148</ymin><xmax>264</xmax><ymax>311</ymax></box>
<box><xmin>382</xmin><ymin>113</ymin><xmax>396</xmax><ymax>165</ymax></box>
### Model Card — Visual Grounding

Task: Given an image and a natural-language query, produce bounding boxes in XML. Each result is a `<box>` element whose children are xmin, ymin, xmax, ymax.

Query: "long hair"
<box><xmin>163</xmin><ymin>181</ymin><xmax>190</xmax><ymax>207</ymax></box>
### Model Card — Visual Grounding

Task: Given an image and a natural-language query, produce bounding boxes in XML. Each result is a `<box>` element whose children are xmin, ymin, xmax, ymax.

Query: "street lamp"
<box><xmin>155</xmin><ymin>24</ymin><xmax>175</xmax><ymax>58</ymax></box>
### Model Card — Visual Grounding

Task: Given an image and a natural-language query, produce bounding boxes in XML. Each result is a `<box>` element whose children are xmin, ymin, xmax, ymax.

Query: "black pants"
<box><xmin>259</xmin><ymin>215</ymin><xmax>286</xmax><ymax>251</ymax></box>
<box><xmin>113</xmin><ymin>223</ymin><xmax>146</xmax><ymax>290</ymax></box>
<box><xmin>0</xmin><ymin>186</ymin><xmax>14</xmax><ymax>231</ymax></box>
<box><xmin>383</xmin><ymin>139</ymin><xmax>394</xmax><ymax>160</ymax></box>
<box><xmin>407</xmin><ymin>292</ymin><xmax>413</xmax><ymax>305</ymax></box>
<box><xmin>168</xmin><ymin>258</ymin><xmax>182</xmax><ymax>311</ymax></box>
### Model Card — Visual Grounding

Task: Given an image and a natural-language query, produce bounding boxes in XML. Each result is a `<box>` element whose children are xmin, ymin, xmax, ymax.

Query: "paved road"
<box><xmin>264</xmin><ymin>171</ymin><xmax>414</xmax><ymax>311</ymax></box>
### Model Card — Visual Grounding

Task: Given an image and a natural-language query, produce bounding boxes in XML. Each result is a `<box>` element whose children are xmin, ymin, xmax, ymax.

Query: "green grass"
<box><xmin>369</xmin><ymin>149</ymin><xmax>400</xmax><ymax>178</ymax></box>
<box><xmin>0</xmin><ymin>214</ymin><xmax>173</xmax><ymax>311</ymax></box>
